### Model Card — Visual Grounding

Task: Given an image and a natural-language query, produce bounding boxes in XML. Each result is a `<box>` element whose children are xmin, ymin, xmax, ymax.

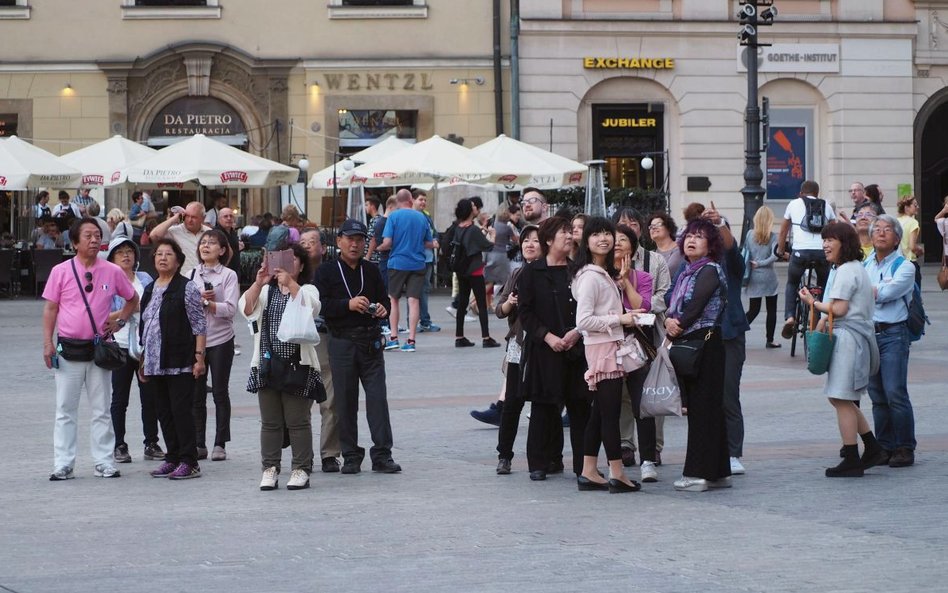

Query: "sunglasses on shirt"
<box><xmin>84</xmin><ymin>271</ymin><xmax>93</xmax><ymax>293</ymax></box>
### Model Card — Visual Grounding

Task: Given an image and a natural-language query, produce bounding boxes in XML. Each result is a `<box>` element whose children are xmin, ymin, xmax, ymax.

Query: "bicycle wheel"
<box><xmin>790</xmin><ymin>297</ymin><xmax>804</xmax><ymax>357</ymax></box>
<box><xmin>800</xmin><ymin>300</ymin><xmax>810</xmax><ymax>360</ymax></box>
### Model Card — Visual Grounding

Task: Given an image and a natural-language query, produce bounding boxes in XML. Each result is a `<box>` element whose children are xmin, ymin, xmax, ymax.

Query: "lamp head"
<box><xmin>640</xmin><ymin>156</ymin><xmax>654</xmax><ymax>171</ymax></box>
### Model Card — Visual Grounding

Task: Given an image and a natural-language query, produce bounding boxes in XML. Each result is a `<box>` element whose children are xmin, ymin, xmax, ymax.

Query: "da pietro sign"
<box><xmin>149</xmin><ymin>97</ymin><xmax>246</xmax><ymax>138</ymax></box>
<box><xmin>738</xmin><ymin>44</ymin><xmax>840</xmax><ymax>73</ymax></box>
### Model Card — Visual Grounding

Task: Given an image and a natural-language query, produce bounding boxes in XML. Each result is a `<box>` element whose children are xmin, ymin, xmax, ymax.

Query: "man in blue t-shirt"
<box><xmin>379</xmin><ymin>189</ymin><xmax>433</xmax><ymax>352</ymax></box>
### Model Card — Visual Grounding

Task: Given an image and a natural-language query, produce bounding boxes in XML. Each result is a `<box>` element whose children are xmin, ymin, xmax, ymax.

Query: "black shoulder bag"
<box><xmin>70</xmin><ymin>260</ymin><xmax>127</xmax><ymax>371</ymax></box>
<box><xmin>667</xmin><ymin>266</ymin><xmax>726</xmax><ymax>380</ymax></box>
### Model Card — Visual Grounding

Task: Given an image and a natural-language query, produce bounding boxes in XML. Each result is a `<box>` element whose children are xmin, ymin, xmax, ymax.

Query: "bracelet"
<box><xmin>194</xmin><ymin>350</ymin><xmax>205</xmax><ymax>356</ymax></box>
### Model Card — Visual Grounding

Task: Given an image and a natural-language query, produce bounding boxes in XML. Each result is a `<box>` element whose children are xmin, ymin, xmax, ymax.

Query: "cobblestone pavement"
<box><xmin>2</xmin><ymin>265</ymin><xmax>946</xmax><ymax>592</ymax></box>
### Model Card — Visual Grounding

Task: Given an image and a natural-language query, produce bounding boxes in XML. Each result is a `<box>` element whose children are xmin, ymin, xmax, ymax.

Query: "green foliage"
<box><xmin>542</xmin><ymin>187</ymin><xmax>669</xmax><ymax>217</ymax></box>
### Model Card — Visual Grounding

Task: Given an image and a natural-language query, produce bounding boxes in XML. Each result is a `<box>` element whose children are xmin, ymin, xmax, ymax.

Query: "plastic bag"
<box><xmin>640</xmin><ymin>345</ymin><xmax>683</xmax><ymax>418</ymax></box>
<box><xmin>276</xmin><ymin>294</ymin><xmax>320</xmax><ymax>345</ymax></box>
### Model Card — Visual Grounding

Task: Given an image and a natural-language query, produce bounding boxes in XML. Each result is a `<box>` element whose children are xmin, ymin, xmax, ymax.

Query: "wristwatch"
<box><xmin>202</xmin><ymin>298</ymin><xmax>210</xmax><ymax>307</ymax></box>
<box><xmin>116</xmin><ymin>318</ymin><xmax>127</xmax><ymax>328</ymax></box>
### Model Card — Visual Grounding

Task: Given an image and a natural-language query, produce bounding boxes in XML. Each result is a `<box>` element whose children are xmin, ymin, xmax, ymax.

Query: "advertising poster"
<box><xmin>766</xmin><ymin>126</ymin><xmax>806</xmax><ymax>200</ymax></box>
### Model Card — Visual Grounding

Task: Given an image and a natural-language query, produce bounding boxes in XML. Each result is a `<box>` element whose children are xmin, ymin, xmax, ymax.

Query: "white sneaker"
<box><xmin>260</xmin><ymin>466</ymin><xmax>279</xmax><ymax>491</ymax></box>
<box><xmin>640</xmin><ymin>460</ymin><xmax>658</xmax><ymax>483</ymax></box>
<box><xmin>673</xmin><ymin>476</ymin><xmax>708</xmax><ymax>492</ymax></box>
<box><xmin>730</xmin><ymin>457</ymin><xmax>746</xmax><ymax>475</ymax></box>
<box><xmin>93</xmin><ymin>463</ymin><xmax>121</xmax><ymax>478</ymax></box>
<box><xmin>708</xmin><ymin>476</ymin><xmax>732</xmax><ymax>489</ymax></box>
<box><xmin>286</xmin><ymin>469</ymin><xmax>310</xmax><ymax>490</ymax></box>
<box><xmin>445</xmin><ymin>305</ymin><xmax>458</xmax><ymax>318</ymax></box>
<box><xmin>463</xmin><ymin>314</ymin><xmax>477</xmax><ymax>323</ymax></box>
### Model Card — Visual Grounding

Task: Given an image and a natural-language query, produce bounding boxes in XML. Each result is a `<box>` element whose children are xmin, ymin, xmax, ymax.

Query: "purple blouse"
<box><xmin>141</xmin><ymin>280</ymin><xmax>207</xmax><ymax>376</ymax></box>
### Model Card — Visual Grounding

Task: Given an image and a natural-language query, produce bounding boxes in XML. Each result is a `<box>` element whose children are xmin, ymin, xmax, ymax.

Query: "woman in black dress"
<box><xmin>518</xmin><ymin>217</ymin><xmax>591</xmax><ymax>481</ymax></box>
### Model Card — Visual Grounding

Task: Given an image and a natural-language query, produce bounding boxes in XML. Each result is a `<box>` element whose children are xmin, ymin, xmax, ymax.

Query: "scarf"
<box><xmin>667</xmin><ymin>256</ymin><xmax>712</xmax><ymax>317</ymax></box>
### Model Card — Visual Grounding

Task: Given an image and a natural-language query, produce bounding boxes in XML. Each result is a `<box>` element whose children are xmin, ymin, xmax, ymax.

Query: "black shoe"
<box><xmin>608</xmin><ymin>478</ymin><xmax>642</xmax><ymax>493</ymax></box>
<box><xmin>825</xmin><ymin>457</ymin><xmax>864</xmax><ymax>478</ymax></box>
<box><xmin>860</xmin><ymin>443</ymin><xmax>887</xmax><ymax>469</ymax></box>
<box><xmin>496</xmin><ymin>459</ymin><xmax>511</xmax><ymax>475</ymax></box>
<box><xmin>196</xmin><ymin>446</ymin><xmax>208</xmax><ymax>461</ymax></box>
<box><xmin>577</xmin><ymin>476</ymin><xmax>609</xmax><ymax>491</ymax></box>
<box><xmin>321</xmin><ymin>457</ymin><xmax>340</xmax><ymax>473</ymax></box>
<box><xmin>341</xmin><ymin>459</ymin><xmax>362</xmax><ymax>474</ymax></box>
<box><xmin>143</xmin><ymin>443</ymin><xmax>165</xmax><ymax>461</ymax></box>
<box><xmin>621</xmin><ymin>447</ymin><xmax>636</xmax><ymax>468</ymax></box>
<box><xmin>482</xmin><ymin>337</ymin><xmax>501</xmax><ymax>348</ymax></box>
<box><xmin>888</xmin><ymin>448</ymin><xmax>914</xmax><ymax>468</ymax></box>
<box><xmin>529</xmin><ymin>470</ymin><xmax>547</xmax><ymax>481</ymax></box>
<box><xmin>371</xmin><ymin>459</ymin><xmax>402</xmax><ymax>473</ymax></box>
<box><xmin>455</xmin><ymin>337</ymin><xmax>475</xmax><ymax>348</ymax></box>
<box><xmin>766</xmin><ymin>342</ymin><xmax>782</xmax><ymax>349</ymax></box>
<box><xmin>546</xmin><ymin>460</ymin><xmax>564</xmax><ymax>474</ymax></box>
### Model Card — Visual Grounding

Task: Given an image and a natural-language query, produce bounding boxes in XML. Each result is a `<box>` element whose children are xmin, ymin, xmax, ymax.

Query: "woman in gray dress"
<box><xmin>798</xmin><ymin>223</ymin><xmax>882</xmax><ymax>478</ymax></box>
<box><xmin>744</xmin><ymin>206</ymin><xmax>780</xmax><ymax>348</ymax></box>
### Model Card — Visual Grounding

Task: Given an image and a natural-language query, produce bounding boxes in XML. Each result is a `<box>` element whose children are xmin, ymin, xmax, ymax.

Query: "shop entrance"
<box><xmin>917</xmin><ymin>96</ymin><xmax>948</xmax><ymax>263</ymax></box>
<box><xmin>592</xmin><ymin>104</ymin><xmax>664</xmax><ymax>191</ymax></box>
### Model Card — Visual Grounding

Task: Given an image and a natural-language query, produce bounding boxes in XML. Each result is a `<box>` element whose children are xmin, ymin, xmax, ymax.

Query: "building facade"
<box><xmin>0</xmin><ymin>0</ymin><xmax>508</xmax><ymax>225</ymax></box>
<box><xmin>519</xmin><ymin>0</ymin><xmax>948</xmax><ymax>259</ymax></box>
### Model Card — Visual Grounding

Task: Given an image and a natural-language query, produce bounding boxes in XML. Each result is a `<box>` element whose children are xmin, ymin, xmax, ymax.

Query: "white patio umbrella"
<box><xmin>347</xmin><ymin>135</ymin><xmax>531</xmax><ymax>188</ymax></box>
<box><xmin>125</xmin><ymin>134</ymin><xmax>298</xmax><ymax>187</ymax></box>
<box><xmin>471</xmin><ymin>134</ymin><xmax>587</xmax><ymax>190</ymax></box>
<box><xmin>60</xmin><ymin>135</ymin><xmax>159</xmax><ymax>188</ymax></box>
<box><xmin>0</xmin><ymin>135</ymin><xmax>82</xmax><ymax>190</ymax></box>
<box><xmin>306</xmin><ymin>136</ymin><xmax>411</xmax><ymax>190</ymax></box>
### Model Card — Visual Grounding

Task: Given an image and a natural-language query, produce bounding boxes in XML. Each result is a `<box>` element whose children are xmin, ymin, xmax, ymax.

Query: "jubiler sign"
<box><xmin>149</xmin><ymin>97</ymin><xmax>247</xmax><ymax>138</ymax></box>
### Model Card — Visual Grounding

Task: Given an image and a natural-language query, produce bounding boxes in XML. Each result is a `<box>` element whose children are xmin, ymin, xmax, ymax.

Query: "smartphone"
<box><xmin>204</xmin><ymin>281</ymin><xmax>214</xmax><ymax>291</ymax></box>
<box><xmin>50</xmin><ymin>353</ymin><xmax>59</xmax><ymax>369</ymax></box>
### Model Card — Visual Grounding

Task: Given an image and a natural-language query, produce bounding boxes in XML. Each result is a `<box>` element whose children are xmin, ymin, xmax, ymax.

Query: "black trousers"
<box><xmin>497</xmin><ymin>361</ymin><xmax>524</xmax><ymax>461</ymax></box>
<box><xmin>194</xmin><ymin>338</ymin><xmax>234</xmax><ymax>448</ymax></box>
<box><xmin>784</xmin><ymin>250</ymin><xmax>829</xmax><ymax>320</ymax></box>
<box><xmin>583</xmin><ymin>377</ymin><xmax>623</xmax><ymax>460</ymax></box>
<box><xmin>526</xmin><ymin>366</ymin><xmax>591</xmax><ymax>475</ymax></box>
<box><xmin>625</xmin><ymin>364</ymin><xmax>657</xmax><ymax>463</ymax></box>
<box><xmin>151</xmin><ymin>373</ymin><xmax>198</xmax><ymax>466</ymax></box>
<box><xmin>679</xmin><ymin>330</ymin><xmax>730</xmax><ymax>481</ymax></box>
<box><xmin>747</xmin><ymin>295</ymin><xmax>778</xmax><ymax>342</ymax></box>
<box><xmin>110</xmin><ymin>350</ymin><xmax>159</xmax><ymax>448</ymax></box>
<box><xmin>723</xmin><ymin>334</ymin><xmax>746</xmax><ymax>458</ymax></box>
<box><xmin>327</xmin><ymin>334</ymin><xmax>394</xmax><ymax>464</ymax></box>
<box><xmin>456</xmin><ymin>274</ymin><xmax>490</xmax><ymax>338</ymax></box>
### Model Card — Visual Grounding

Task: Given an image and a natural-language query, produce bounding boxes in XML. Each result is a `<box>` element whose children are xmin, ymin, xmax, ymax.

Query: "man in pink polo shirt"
<box><xmin>42</xmin><ymin>218</ymin><xmax>138</xmax><ymax>481</ymax></box>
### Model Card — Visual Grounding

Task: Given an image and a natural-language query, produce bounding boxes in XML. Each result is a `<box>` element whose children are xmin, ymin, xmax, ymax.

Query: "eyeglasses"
<box><xmin>83</xmin><ymin>271</ymin><xmax>93</xmax><ymax>293</ymax></box>
<box><xmin>871</xmin><ymin>226</ymin><xmax>895</xmax><ymax>235</ymax></box>
<box><xmin>684</xmin><ymin>233</ymin><xmax>706</xmax><ymax>241</ymax></box>
<box><xmin>648</xmin><ymin>223</ymin><xmax>664</xmax><ymax>230</ymax></box>
<box><xmin>855</xmin><ymin>212</ymin><xmax>877</xmax><ymax>220</ymax></box>
<box><xmin>522</xmin><ymin>197</ymin><xmax>544</xmax><ymax>205</ymax></box>
<box><xmin>849</xmin><ymin>188</ymin><xmax>865</xmax><ymax>193</ymax></box>
<box><xmin>198</xmin><ymin>239</ymin><xmax>220</xmax><ymax>247</ymax></box>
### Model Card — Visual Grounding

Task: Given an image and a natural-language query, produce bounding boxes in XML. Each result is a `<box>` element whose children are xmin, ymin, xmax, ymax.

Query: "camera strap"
<box><xmin>336</xmin><ymin>260</ymin><xmax>364</xmax><ymax>299</ymax></box>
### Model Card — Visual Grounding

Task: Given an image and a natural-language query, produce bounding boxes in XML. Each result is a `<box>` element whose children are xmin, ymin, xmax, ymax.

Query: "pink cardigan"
<box><xmin>572</xmin><ymin>264</ymin><xmax>625</xmax><ymax>345</ymax></box>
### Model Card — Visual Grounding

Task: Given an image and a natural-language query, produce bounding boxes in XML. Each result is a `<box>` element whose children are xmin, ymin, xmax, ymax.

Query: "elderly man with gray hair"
<box><xmin>863</xmin><ymin>214</ymin><xmax>917</xmax><ymax>468</ymax></box>
<box><xmin>150</xmin><ymin>201</ymin><xmax>210</xmax><ymax>276</ymax></box>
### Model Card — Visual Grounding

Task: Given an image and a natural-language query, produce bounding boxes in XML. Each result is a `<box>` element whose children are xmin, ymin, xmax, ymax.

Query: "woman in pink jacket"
<box><xmin>571</xmin><ymin>216</ymin><xmax>641</xmax><ymax>494</ymax></box>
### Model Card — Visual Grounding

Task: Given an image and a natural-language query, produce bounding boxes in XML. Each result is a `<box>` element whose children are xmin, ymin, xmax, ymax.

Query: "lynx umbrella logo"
<box><xmin>82</xmin><ymin>175</ymin><xmax>105</xmax><ymax>186</ymax></box>
<box><xmin>0</xmin><ymin>176</ymin><xmax>6</xmax><ymax>187</ymax></box>
<box><xmin>110</xmin><ymin>171</ymin><xmax>122</xmax><ymax>183</ymax></box>
<box><xmin>497</xmin><ymin>174</ymin><xmax>519</xmax><ymax>183</ymax></box>
<box><xmin>220</xmin><ymin>170</ymin><xmax>248</xmax><ymax>183</ymax></box>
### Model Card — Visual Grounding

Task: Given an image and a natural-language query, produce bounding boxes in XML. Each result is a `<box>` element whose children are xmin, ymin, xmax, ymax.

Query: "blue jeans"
<box><xmin>867</xmin><ymin>323</ymin><xmax>916</xmax><ymax>451</ymax></box>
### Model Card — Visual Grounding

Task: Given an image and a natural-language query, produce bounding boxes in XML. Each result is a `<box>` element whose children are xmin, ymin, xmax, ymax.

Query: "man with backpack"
<box><xmin>776</xmin><ymin>180</ymin><xmax>837</xmax><ymax>340</ymax></box>
<box><xmin>863</xmin><ymin>214</ymin><xmax>917</xmax><ymax>468</ymax></box>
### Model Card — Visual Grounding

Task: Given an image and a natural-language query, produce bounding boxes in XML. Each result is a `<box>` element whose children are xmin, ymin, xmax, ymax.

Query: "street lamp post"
<box><xmin>738</xmin><ymin>1</ymin><xmax>776</xmax><ymax>247</ymax></box>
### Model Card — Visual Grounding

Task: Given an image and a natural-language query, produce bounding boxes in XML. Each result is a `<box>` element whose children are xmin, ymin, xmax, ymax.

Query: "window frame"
<box><xmin>328</xmin><ymin>0</ymin><xmax>427</xmax><ymax>20</ymax></box>
<box><xmin>121</xmin><ymin>0</ymin><xmax>221</xmax><ymax>20</ymax></box>
<box><xmin>0</xmin><ymin>0</ymin><xmax>30</xmax><ymax>20</ymax></box>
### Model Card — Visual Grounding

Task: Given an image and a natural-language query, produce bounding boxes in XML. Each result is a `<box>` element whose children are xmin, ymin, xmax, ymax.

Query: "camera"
<box><xmin>367</xmin><ymin>303</ymin><xmax>378</xmax><ymax>316</ymax></box>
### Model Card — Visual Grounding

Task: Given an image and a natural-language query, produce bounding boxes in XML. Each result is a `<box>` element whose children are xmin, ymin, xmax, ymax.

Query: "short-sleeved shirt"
<box><xmin>166</xmin><ymin>224</ymin><xmax>208</xmax><ymax>277</ymax></box>
<box><xmin>382</xmin><ymin>207</ymin><xmax>432</xmax><ymax>272</ymax></box>
<box><xmin>823</xmin><ymin>261</ymin><xmax>874</xmax><ymax>326</ymax></box>
<box><xmin>783</xmin><ymin>197</ymin><xmax>836</xmax><ymax>250</ymax></box>
<box><xmin>897</xmin><ymin>215</ymin><xmax>919</xmax><ymax>261</ymax></box>
<box><xmin>43</xmin><ymin>258</ymin><xmax>136</xmax><ymax>340</ymax></box>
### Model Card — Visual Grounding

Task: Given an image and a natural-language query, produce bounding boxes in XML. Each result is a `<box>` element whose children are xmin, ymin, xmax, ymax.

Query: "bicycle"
<box><xmin>790</xmin><ymin>263</ymin><xmax>822</xmax><ymax>358</ymax></box>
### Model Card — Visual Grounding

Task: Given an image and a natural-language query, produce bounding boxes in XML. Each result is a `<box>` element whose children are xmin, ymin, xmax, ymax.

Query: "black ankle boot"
<box><xmin>860</xmin><ymin>432</ymin><xmax>886</xmax><ymax>469</ymax></box>
<box><xmin>826</xmin><ymin>445</ymin><xmax>864</xmax><ymax>478</ymax></box>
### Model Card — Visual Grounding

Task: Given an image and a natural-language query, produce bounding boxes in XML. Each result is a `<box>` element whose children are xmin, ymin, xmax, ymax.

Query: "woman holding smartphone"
<box><xmin>191</xmin><ymin>229</ymin><xmax>239</xmax><ymax>462</ymax></box>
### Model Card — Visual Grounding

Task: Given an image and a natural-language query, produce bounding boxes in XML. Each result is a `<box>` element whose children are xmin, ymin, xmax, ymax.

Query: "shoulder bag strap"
<box><xmin>70</xmin><ymin>259</ymin><xmax>101</xmax><ymax>340</ymax></box>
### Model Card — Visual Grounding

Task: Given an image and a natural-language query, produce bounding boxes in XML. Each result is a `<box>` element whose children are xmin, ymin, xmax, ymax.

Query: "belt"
<box><xmin>330</xmin><ymin>326</ymin><xmax>380</xmax><ymax>340</ymax></box>
<box><xmin>874</xmin><ymin>320</ymin><xmax>905</xmax><ymax>333</ymax></box>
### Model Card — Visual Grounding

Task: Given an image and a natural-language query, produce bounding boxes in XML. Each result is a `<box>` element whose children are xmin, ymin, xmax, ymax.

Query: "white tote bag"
<box><xmin>276</xmin><ymin>294</ymin><xmax>320</xmax><ymax>345</ymax></box>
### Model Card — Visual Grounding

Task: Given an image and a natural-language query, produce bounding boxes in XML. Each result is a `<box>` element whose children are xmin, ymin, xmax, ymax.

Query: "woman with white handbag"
<box><xmin>571</xmin><ymin>217</ymin><xmax>642</xmax><ymax>494</ymax></box>
<box><xmin>191</xmin><ymin>229</ymin><xmax>240</xmax><ymax>462</ymax></box>
<box><xmin>105</xmin><ymin>237</ymin><xmax>164</xmax><ymax>464</ymax></box>
<box><xmin>240</xmin><ymin>243</ymin><xmax>324</xmax><ymax>491</ymax></box>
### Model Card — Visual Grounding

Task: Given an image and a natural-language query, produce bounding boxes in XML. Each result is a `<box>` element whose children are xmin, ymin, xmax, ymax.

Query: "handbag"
<box><xmin>127</xmin><ymin>316</ymin><xmax>143</xmax><ymax>361</ymax></box>
<box><xmin>938</xmin><ymin>259</ymin><xmax>948</xmax><ymax>291</ymax></box>
<box><xmin>276</xmin><ymin>293</ymin><xmax>320</xmax><ymax>345</ymax></box>
<box><xmin>805</xmin><ymin>306</ymin><xmax>835</xmax><ymax>376</ymax></box>
<box><xmin>616</xmin><ymin>332</ymin><xmax>647</xmax><ymax>373</ymax></box>
<box><xmin>668</xmin><ymin>327</ymin><xmax>713</xmax><ymax>379</ymax></box>
<box><xmin>70</xmin><ymin>260</ymin><xmax>127</xmax><ymax>371</ymax></box>
<box><xmin>640</xmin><ymin>344</ymin><xmax>683</xmax><ymax>418</ymax></box>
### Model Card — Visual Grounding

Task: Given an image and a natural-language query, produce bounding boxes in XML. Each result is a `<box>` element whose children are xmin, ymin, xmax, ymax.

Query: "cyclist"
<box><xmin>776</xmin><ymin>180</ymin><xmax>837</xmax><ymax>340</ymax></box>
